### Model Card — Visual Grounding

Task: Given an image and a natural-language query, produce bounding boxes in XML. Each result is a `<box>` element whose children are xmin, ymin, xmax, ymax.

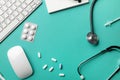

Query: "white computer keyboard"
<box><xmin>0</xmin><ymin>0</ymin><xmax>42</xmax><ymax>42</ymax></box>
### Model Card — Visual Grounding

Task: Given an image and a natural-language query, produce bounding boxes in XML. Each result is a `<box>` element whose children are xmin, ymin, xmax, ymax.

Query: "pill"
<box><xmin>21</xmin><ymin>22</ymin><xmax>37</xmax><ymax>42</ymax></box>
<box><xmin>49</xmin><ymin>67</ymin><xmax>54</xmax><ymax>72</ymax></box>
<box><xmin>80</xmin><ymin>75</ymin><xmax>84</xmax><ymax>80</ymax></box>
<box><xmin>0</xmin><ymin>74</ymin><xmax>5</xmax><ymax>80</ymax></box>
<box><xmin>31</xmin><ymin>25</ymin><xmax>36</xmax><ymax>30</ymax></box>
<box><xmin>59</xmin><ymin>73</ymin><xmax>65</xmax><ymax>77</ymax></box>
<box><xmin>21</xmin><ymin>34</ymin><xmax>27</xmax><ymax>39</ymax></box>
<box><xmin>51</xmin><ymin>58</ymin><xmax>57</xmax><ymax>62</ymax></box>
<box><xmin>38</xmin><ymin>52</ymin><xmax>41</xmax><ymax>58</ymax></box>
<box><xmin>28</xmin><ymin>36</ymin><xmax>33</xmax><ymax>41</ymax></box>
<box><xmin>59</xmin><ymin>63</ymin><xmax>63</xmax><ymax>70</ymax></box>
<box><xmin>29</xmin><ymin>31</ymin><xmax>34</xmax><ymax>35</ymax></box>
<box><xmin>23</xmin><ymin>29</ymin><xmax>28</xmax><ymax>34</ymax></box>
<box><xmin>43</xmin><ymin>64</ymin><xmax>48</xmax><ymax>70</ymax></box>
<box><xmin>25</xmin><ymin>23</ymin><xmax>30</xmax><ymax>28</ymax></box>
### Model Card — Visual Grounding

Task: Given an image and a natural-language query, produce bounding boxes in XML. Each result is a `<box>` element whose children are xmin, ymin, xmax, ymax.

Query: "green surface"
<box><xmin>0</xmin><ymin>0</ymin><xmax>120</xmax><ymax>80</ymax></box>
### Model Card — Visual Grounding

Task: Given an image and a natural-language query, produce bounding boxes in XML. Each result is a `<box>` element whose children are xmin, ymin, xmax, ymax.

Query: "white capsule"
<box><xmin>49</xmin><ymin>67</ymin><xmax>54</xmax><ymax>72</ymax></box>
<box><xmin>59</xmin><ymin>63</ymin><xmax>62</xmax><ymax>70</ymax></box>
<box><xmin>38</xmin><ymin>52</ymin><xmax>41</xmax><ymax>58</ymax></box>
<box><xmin>51</xmin><ymin>58</ymin><xmax>57</xmax><ymax>62</ymax></box>
<box><xmin>43</xmin><ymin>64</ymin><xmax>48</xmax><ymax>70</ymax></box>
<box><xmin>80</xmin><ymin>75</ymin><xmax>84</xmax><ymax>80</ymax></box>
<box><xmin>0</xmin><ymin>74</ymin><xmax>5</xmax><ymax>80</ymax></box>
<box><xmin>59</xmin><ymin>73</ymin><xmax>65</xmax><ymax>77</ymax></box>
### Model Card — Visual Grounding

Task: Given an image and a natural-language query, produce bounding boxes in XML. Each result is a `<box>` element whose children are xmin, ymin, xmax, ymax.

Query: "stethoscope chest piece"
<box><xmin>87</xmin><ymin>32</ymin><xmax>98</xmax><ymax>45</ymax></box>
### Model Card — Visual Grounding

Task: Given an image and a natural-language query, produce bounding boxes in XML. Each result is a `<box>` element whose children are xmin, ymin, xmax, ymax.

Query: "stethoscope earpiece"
<box><xmin>87</xmin><ymin>32</ymin><xmax>98</xmax><ymax>45</ymax></box>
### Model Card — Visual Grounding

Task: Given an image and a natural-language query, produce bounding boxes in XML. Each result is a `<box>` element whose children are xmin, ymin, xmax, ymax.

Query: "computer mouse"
<box><xmin>7</xmin><ymin>46</ymin><xmax>33</xmax><ymax>79</ymax></box>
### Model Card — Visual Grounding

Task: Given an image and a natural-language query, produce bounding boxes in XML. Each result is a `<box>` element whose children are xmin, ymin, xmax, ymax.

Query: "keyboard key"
<box><xmin>2</xmin><ymin>6</ymin><xmax>7</xmax><ymax>11</ymax></box>
<box><xmin>22</xmin><ymin>10</ymin><xmax>28</xmax><ymax>16</ymax></box>
<box><xmin>2</xmin><ymin>13</ymin><xmax>8</xmax><ymax>18</ymax></box>
<box><xmin>1</xmin><ymin>22</ymin><xmax>7</xmax><ymax>28</ymax></box>
<box><xmin>25</xmin><ymin>0</ymin><xmax>32</xmax><ymax>5</ymax></box>
<box><xmin>9</xmin><ymin>15</ymin><xmax>15</xmax><ymax>20</ymax></box>
<box><xmin>8</xmin><ymin>19</ymin><xmax>19</xmax><ymax>28</ymax></box>
<box><xmin>36</xmin><ymin>0</ymin><xmax>41</xmax><ymax>5</ymax></box>
<box><xmin>7</xmin><ymin>9</ymin><xmax>12</xmax><ymax>15</ymax></box>
<box><xmin>15</xmin><ymin>1</ymin><xmax>21</xmax><ymax>7</ymax></box>
<box><xmin>22</xmin><ymin>3</ymin><xmax>27</xmax><ymax>8</ymax></box>
<box><xmin>0</xmin><ymin>9</ymin><xmax>3</xmax><ymax>15</ymax></box>
<box><xmin>32</xmin><ymin>4</ymin><xmax>37</xmax><ymax>8</ymax></box>
<box><xmin>17</xmin><ymin>14</ymin><xmax>24</xmax><ymax>21</ymax></box>
<box><xmin>0</xmin><ymin>27</ymin><xmax>2</xmax><ymax>32</ymax></box>
<box><xmin>13</xmin><ymin>11</ymin><xmax>19</xmax><ymax>17</ymax></box>
<box><xmin>6</xmin><ymin>2</ymin><xmax>11</xmax><ymax>7</ymax></box>
<box><xmin>10</xmin><ymin>0</ymin><xmax>16</xmax><ymax>4</ymax></box>
<box><xmin>17</xmin><ymin>7</ymin><xmax>23</xmax><ymax>12</ymax></box>
<box><xmin>11</xmin><ymin>5</ymin><xmax>17</xmax><ymax>10</ymax></box>
<box><xmin>0</xmin><ymin>0</ymin><xmax>5</xmax><ymax>5</ymax></box>
<box><xmin>0</xmin><ymin>16</ymin><xmax>4</xmax><ymax>22</ymax></box>
<box><xmin>20</xmin><ymin>0</ymin><xmax>25</xmax><ymax>3</ymax></box>
<box><xmin>26</xmin><ymin>6</ymin><xmax>32</xmax><ymax>12</ymax></box>
<box><xmin>6</xmin><ymin>19</ymin><xmax>11</xmax><ymax>24</ymax></box>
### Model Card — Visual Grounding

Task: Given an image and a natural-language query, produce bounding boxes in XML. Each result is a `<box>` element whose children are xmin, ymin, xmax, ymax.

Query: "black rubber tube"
<box><xmin>90</xmin><ymin>0</ymin><xmax>97</xmax><ymax>33</ymax></box>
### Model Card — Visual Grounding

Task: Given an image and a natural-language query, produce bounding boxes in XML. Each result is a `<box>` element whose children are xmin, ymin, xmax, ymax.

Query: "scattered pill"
<box><xmin>59</xmin><ymin>63</ymin><xmax>63</xmax><ymax>70</ymax></box>
<box><xmin>49</xmin><ymin>67</ymin><xmax>54</xmax><ymax>72</ymax></box>
<box><xmin>51</xmin><ymin>58</ymin><xmax>57</xmax><ymax>62</ymax></box>
<box><xmin>43</xmin><ymin>64</ymin><xmax>48</xmax><ymax>70</ymax></box>
<box><xmin>59</xmin><ymin>73</ymin><xmax>65</xmax><ymax>77</ymax></box>
<box><xmin>0</xmin><ymin>74</ymin><xmax>5</xmax><ymax>80</ymax></box>
<box><xmin>38</xmin><ymin>52</ymin><xmax>41</xmax><ymax>58</ymax></box>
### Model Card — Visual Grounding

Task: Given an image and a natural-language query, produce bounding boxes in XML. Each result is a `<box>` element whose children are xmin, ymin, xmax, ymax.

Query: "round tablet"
<box><xmin>23</xmin><ymin>29</ymin><xmax>28</xmax><ymax>34</ymax></box>
<box><xmin>28</xmin><ymin>36</ymin><xmax>33</xmax><ymax>41</ymax></box>
<box><xmin>21</xmin><ymin>34</ymin><xmax>27</xmax><ymax>39</ymax></box>
<box><xmin>29</xmin><ymin>31</ymin><xmax>34</xmax><ymax>35</ymax></box>
<box><xmin>31</xmin><ymin>25</ymin><xmax>36</xmax><ymax>30</ymax></box>
<box><xmin>25</xmin><ymin>23</ymin><xmax>30</xmax><ymax>28</ymax></box>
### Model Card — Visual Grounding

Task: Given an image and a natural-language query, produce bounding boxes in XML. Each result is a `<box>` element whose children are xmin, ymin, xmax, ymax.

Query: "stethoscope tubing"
<box><xmin>77</xmin><ymin>46</ymin><xmax>120</xmax><ymax>80</ymax></box>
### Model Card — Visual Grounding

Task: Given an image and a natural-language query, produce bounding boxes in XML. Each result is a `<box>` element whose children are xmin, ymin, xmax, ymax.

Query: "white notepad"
<box><xmin>45</xmin><ymin>0</ymin><xmax>89</xmax><ymax>13</ymax></box>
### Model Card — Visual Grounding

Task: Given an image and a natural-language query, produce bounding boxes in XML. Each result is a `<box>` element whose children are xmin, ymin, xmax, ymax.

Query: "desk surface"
<box><xmin>0</xmin><ymin>0</ymin><xmax>120</xmax><ymax>80</ymax></box>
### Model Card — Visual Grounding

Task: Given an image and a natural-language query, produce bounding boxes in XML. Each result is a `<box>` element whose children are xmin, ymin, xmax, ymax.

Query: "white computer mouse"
<box><xmin>7</xmin><ymin>46</ymin><xmax>33</xmax><ymax>79</ymax></box>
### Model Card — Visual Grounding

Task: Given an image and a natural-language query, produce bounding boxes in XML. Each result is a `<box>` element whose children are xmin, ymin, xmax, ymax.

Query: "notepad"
<box><xmin>45</xmin><ymin>0</ymin><xmax>89</xmax><ymax>13</ymax></box>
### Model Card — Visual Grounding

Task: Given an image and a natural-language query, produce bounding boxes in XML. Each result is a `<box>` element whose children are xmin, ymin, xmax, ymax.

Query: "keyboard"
<box><xmin>0</xmin><ymin>0</ymin><xmax>42</xmax><ymax>42</ymax></box>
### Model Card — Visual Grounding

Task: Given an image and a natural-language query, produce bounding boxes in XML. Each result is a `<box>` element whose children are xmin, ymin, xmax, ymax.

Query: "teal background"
<box><xmin>0</xmin><ymin>0</ymin><xmax>120</xmax><ymax>80</ymax></box>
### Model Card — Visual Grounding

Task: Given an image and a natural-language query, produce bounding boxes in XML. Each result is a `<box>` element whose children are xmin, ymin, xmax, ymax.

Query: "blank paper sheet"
<box><xmin>45</xmin><ymin>0</ymin><xmax>89</xmax><ymax>13</ymax></box>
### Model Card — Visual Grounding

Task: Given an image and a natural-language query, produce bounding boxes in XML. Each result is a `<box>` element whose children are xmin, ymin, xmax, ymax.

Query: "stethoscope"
<box><xmin>77</xmin><ymin>0</ymin><xmax>99</xmax><ymax>45</ymax></box>
<box><xmin>87</xmin><ymin>0</ymin><xmax>99</xmax><ymax>45</ymax></box>
<box><xmin>77</xmin><ymin>46</ymin><xmax>120</xmax><ymax>80</ymax></box>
